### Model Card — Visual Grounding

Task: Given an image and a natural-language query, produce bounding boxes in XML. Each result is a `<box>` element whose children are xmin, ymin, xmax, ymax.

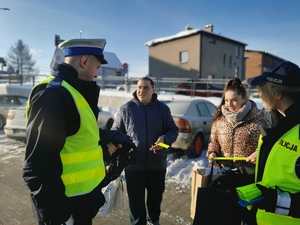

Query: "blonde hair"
<box><xmin>258</xmin><ymin>83</ymin><xmax>300</xmax><ymax>103</ymax></box>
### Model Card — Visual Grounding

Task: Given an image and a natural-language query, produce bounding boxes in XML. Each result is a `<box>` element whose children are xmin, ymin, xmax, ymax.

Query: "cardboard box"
<box><xmin>190</xmin><ymin>169</ymin><xmax>220</xmax><ymax>219</ymax></box>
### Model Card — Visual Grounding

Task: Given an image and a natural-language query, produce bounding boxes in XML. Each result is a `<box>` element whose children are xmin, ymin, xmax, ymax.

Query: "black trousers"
<box><xmin>35</xmin><ymin>184</ymin><xmax>105</xmax><ymax>225</ymax></box>
<box><xmin>125</xmin><ymin>170</ymin><xmax>166</xmax><ymax>225</ymax></box>
<box><xmin>69</xmin><ymin>184</ymin><xmax>105</xmax><ymax>225</ymax></box>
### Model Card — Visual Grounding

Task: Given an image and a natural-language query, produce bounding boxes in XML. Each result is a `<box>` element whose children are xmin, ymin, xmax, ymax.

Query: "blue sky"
<box><xmin>0</xmin><ymin>0</ymin><xmax>299</xmax><ymax>77</ymax></box>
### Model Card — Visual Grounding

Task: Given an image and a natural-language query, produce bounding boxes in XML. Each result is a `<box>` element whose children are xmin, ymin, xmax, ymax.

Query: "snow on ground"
<box><xmin>166</xmin><ymin>148</ymin><xmax>209</xmax><ymax>186</ymax></box>
<box><xmin>0</xmin><ymin>130</ymin><xmax>25</xmax><ymax>164</ymax></box>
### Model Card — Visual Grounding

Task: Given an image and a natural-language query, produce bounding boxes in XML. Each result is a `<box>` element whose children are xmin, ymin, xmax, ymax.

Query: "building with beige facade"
<box><xmin>145</xmin><ymin>25</ymin><xmax>247</xmax><ymax>81</ymax></box>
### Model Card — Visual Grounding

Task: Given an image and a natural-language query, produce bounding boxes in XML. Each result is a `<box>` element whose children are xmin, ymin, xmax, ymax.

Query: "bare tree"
<box><xmin>7</xmin><ymin>39</ymin><xmax>38</xmax><ymax>84</ymax></box>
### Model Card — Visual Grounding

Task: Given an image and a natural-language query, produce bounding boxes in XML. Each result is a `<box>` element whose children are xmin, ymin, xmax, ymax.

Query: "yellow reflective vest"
<box><xmin>255</xmin><ymin>125</ymin><xmax>300</xmax><ymax>225</ymax></box>
<box><xmin>27</xmin><ymin>76</ymin><xmax>105</xmax><ymax>197</ymax></box>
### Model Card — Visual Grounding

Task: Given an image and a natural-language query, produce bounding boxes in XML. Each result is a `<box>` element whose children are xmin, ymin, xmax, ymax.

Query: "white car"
<box><xmin>163</xmin><ymin>98</ymin><xmax>217</xmax><ymax>158</ymax></box>
<box><xmin>97</xmin><ymin>106</ymin><xmax>114</xmax><ymax>130</ymax></box>
<box><xmin>4</xmin><ymin>105</ymin><xmax>27</xmax><ymax>142</ymax></box>
<box><xmin>0</xmin><ymin>94</ymin><xmax>28</xmax><ymax>129</ymax></box>
<box><xmin>4</xmin><ymin>105</ymin><xmax>114</xmax><ymax>143</ymax></box>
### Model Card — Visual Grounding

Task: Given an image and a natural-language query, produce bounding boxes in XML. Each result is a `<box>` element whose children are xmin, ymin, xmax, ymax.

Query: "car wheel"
<box><xmin>0</xmin><ymin>115</ymin><xmax>5</xmax><ymax>129</ymax></box>
<box><xmin>186</xmin><ymin>133</ymin><xmax>203</xmax><ymax>158</ymax></box>
<box><xmin>118</xmin><ymin>87</ymin><xmax>125</xmax><ymax>91</ymax></box>
<box><xmin>105</xmin><ymin>118</ymin><xmax>114</xmax><ymax>130</ymax></box>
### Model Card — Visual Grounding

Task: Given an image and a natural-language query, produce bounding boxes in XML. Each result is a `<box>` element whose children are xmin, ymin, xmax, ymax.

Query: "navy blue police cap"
<box><xmin>58</xmin><ymin>38</ymin><xmax>108</xmax><ymax>64</ymax></box>
<box><xmin>247</xmin><ymin>61</ymin><xmax>300</xmax><ymax>87</ymax></box>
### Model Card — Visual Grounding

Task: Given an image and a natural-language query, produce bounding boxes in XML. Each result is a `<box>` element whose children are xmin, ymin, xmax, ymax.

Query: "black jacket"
<box><xmin>23</xmin><ymin>63</ymin><xmax>134</xmax><ymax>224</ymax></box>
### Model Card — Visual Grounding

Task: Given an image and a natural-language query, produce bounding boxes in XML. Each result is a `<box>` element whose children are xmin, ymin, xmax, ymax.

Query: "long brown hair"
<box><xmin>213</xmin><ymin>78</ymin><xmax>247</xmax><ymax>122</ymax></box>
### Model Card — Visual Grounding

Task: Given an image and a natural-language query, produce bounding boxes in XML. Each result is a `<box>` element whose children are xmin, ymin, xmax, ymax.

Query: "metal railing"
<box><xmin>0</xmin><ymin>74</ymin><xmax>257</xmax><ymax>98</ymax></box>
<box><xmin>93</xmin><ymin>76</ymin><xmax>258</xmax><ymax>98</ymax></box>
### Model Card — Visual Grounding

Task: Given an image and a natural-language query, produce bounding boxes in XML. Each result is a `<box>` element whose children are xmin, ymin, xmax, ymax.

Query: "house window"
<box><xmin>179</xmin><ymin>51</ymin><xmax>188</xmax><ymax>63</ymax></box>
<box><xmin>229</xmin><ymin>55</ymin><xmax>232</xmax><ymax>66</ymax></box>
<box><xmin>208</xmin><ymin>38</ymin><xmax>216</xmax><ymax>44</ymax></box>
<box><xmin>236</xmin><ymin>46</ymin><xmax>240</xmax><ymax>57</ymax></box>
<box><xmin>223</xmin><ymin>54</ymin><xmax>226</xmax><ymax>65</ymax></box>
<box><xmin>235</xmin><ymin>67</ymin><xmax>239</xmax><ymax>77</ymax></box>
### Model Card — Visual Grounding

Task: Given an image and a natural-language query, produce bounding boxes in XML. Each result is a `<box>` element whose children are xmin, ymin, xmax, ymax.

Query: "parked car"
<box><xmin>4</xmin><ymin>105</ymin><xmax>114</xmax><ymax>143</ymax></box>
<box><xmin>0</xmin><ymin>94</ymin><xmax>28</xmax><ymax>129</ymax></box>
<box><xmin>97</xmin><ymin>106</ymin><xmax>114</xmax><ymax>130</ymax></box>
<box><xmin>4</xmin><ymin>104</ymin><xmax>27</xmax><ymax>142</ymax></box>
<box><xmin>175</xmin><ymin>82</ymin><xmax>223</xmax><ymax>97</ymax></box>
<box><xmin>163</xmin><ymin>98</ymin><xmax>217</xmax><ymax>158</ymax></box>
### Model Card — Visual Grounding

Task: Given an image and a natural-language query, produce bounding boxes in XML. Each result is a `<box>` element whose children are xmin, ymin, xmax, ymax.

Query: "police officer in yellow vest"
<box><xmin>238</xmin><ymin>61</ymin><xmax>300</xmax><ymax>225</ymax></box>
<box><xmin>23</xmin><ymin>38</ymin><xmax>124</xmax><ymax>225</ymax></box>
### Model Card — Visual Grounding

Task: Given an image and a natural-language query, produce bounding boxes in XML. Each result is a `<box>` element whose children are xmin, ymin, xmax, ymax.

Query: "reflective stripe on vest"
<box><xmin>256</xmin><ymin>125</ymin><xmax>300</xmax><ymax>224</ymax></box>
<box><xmin>27</xmin><ymin>76</ymin><xmax>105</xmax><ymax>197</ymax></box>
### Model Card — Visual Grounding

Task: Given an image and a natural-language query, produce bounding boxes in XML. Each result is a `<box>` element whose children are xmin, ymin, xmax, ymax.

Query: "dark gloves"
<box><xmin>100</xmin><ymin>140</ymin><xmax>137</xmax><ymax>188</ymax></box>
<box><xmin>256</xmin><ymin>184</ymin><xmax>277</xmax><ymax>213</ymax></box>
<box><xmin>100</xmin><ymin>129</ymin><xmax>137</xmax><ymax>164</ymax></box>
<box><xmin>120</xmin><ymin>141</ymin><xmax>137</xmax><ymax>166</ymax></box>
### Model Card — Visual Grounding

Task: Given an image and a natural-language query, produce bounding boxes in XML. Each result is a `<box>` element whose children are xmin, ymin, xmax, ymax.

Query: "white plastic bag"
<box><xmin>113</xmin><ymin>179</ymin><xmax>124</xmax><ymax>212</ymax></box>
<box><xmin>98</xmin><ymin>177</ymin><xmax>124</xmax><ymax>217</ymax></box>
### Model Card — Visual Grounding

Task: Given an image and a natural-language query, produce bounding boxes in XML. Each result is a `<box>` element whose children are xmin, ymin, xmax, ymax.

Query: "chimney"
<box><xmin>204</xmin><ymin>24</ymin><xmax>213</xmax><ymax>32</ymax></box>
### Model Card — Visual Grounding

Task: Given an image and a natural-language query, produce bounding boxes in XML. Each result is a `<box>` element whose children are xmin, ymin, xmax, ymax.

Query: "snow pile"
<box><xmin>166</xmin><ymin>149</ymin><xmax>209</xmax><ymax>186</ymax></box>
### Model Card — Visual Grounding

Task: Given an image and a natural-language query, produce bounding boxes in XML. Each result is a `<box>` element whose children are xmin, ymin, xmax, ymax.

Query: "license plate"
<box><xmin>13</xmin><ymin>129</ymin><xmax>26</xmax><ymax>135</ymax></box>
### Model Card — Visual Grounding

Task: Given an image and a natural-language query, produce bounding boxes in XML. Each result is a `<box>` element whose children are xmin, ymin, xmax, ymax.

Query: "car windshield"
<box><xmin>162</xmin><ymin>101</ymin><xmax>189</xmax><ymax>115</ymax></box>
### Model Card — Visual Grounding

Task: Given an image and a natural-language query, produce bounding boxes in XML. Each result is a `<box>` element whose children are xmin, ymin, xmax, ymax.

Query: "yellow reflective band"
<box><xmin>157</xmin><ymin>142</ymin><xmax>170</xmax><ymax>149</ymax></box>
<box><xmin>61</xmin><ymin>149</ymin><xmax>101</xmax><ymax>165</ymax></box>
<box><xmin>62</xmin><ymin>167</ymin><xmax>105</xmax><ymax>185</ymax></box>
<box><xmin>213</xmin><ymin>157</ymin><xmax>247</xmax><ymax>161</ymax></box>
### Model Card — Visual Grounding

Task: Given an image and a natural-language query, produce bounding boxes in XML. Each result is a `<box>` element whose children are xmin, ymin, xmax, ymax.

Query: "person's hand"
<box><xmin>122</xmin><ymin>142</ymin><xmax>137</xmax><ymax>165</ymax></box>
<box><xmin>256</xmin><ymin>184</ymin><xmax>277</xmax><ymax>213</ymax></box>
<box><xmin>207</xmin><ymin>152</ymin><xmax>216</xmax><ymax>162</ymax></box>
<box><xmin>246</xmin><ymin>151</ymin><xmax>257</xmax><ymax>164</ymax></box>
<box><xmin>149</xmin><ymin>138</ymin><xmax>164</xmax><ymax>152</ymax></box>
<box><xmin>107</xmin><ymin>142</ymin><xmax>122</xmax><ymax>156</ymax></box>
<box><xmin>61</xmin><ymin>215</ymin><xmax>74</xmax><ymax>225</ymax></box>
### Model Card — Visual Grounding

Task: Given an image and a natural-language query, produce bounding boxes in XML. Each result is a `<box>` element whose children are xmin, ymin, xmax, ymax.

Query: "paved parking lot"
<box><xmin>0</xmin><ymin>132</ymin><xmax>193</xmax><ymax>225</ymax></box>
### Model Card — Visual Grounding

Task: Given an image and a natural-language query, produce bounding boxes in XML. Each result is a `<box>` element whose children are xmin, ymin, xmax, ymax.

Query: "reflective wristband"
<box><xmin>275</xmin><ymin>189</ymin><xmax>291</xmax><ymax>216</ymax></box>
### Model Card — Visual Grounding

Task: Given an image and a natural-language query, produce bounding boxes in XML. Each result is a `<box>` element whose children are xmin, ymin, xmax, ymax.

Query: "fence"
<box><xmin>0</xmin><ymin>74</ymin><xmax>257</xmax><ymax>98</ymax></box>
<box><xmin>93</xmin><ymin>76</ymin><xmax>257</xmax><ymax>98</ymax></box>
<box><xmin>0</xmin><ymin>74</ymin><xmax>49</xmax><ymax>86</ymax></box>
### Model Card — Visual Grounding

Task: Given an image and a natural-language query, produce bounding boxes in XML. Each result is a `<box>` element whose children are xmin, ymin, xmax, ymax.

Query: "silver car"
<box><xmin>163</xmin><ymin>98</ymin><xmax>217</xmax><ymax>158</ymax></box>
<box><xmin>4</xmin><ymin>105</ymin><xmax>114</xmax><ymax>143</ymax></box>
<box><xmin>0</xmin><ymin>94</ymin><xmax>28</xmax><ymax>129</ymax></box>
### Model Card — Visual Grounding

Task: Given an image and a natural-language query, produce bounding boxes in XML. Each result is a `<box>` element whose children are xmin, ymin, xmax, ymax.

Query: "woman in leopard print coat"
<box><xmin>207</xmin><ymin>78</ymin><xmax>263</xmax><ymax>168</ymax></box>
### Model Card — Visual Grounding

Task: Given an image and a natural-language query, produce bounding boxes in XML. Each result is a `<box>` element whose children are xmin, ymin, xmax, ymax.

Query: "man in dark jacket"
<box><xmin>23</xmin><ymin>38</ymin><xmax>134</xmax><ymax>225</ymax></box>
<box><xmin>111</xmin><ymin>77</ymin><xmax>179</xmax><ymax>225</ymax></box>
